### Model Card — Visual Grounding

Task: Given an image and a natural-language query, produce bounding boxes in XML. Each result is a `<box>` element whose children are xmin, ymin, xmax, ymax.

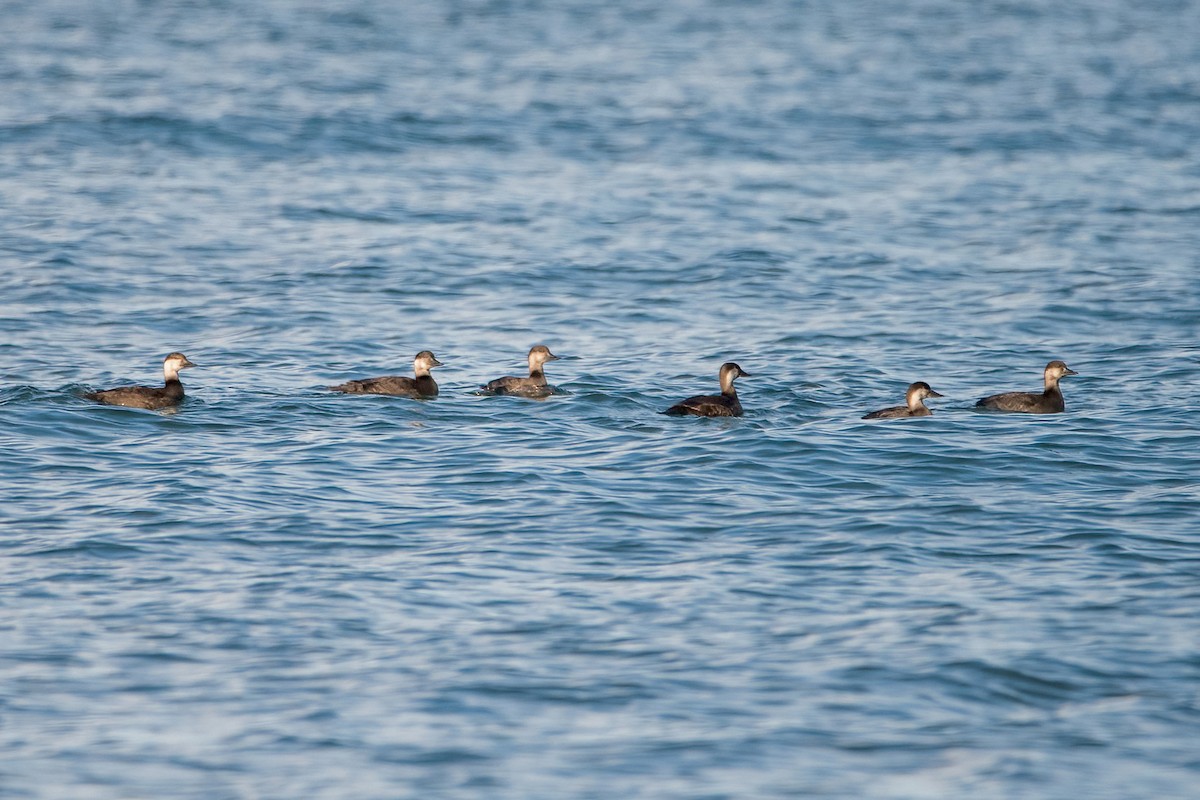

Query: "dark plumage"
<box><xmin>85</xmin><ymin>352</ymin><xmax>196</xmax><ymax>410</ymax></box>
<box><xmin>663</xmin><ymin>362</ymin><xmax>750</xmax><ymax>417</ymax></box>
<box><xmin>483</xmin><ymin>345</ymin><xmax>560</xmax><ymax>397</ymax></box>
<box><xmin>330</xmin><ymin>350</ymin><xmax>442</xmax><ymax>398</ymax></box>
<box><xmin>863</xmin><ymin>381</ymin><xmax>944</xmax><ymax>419</ymax></box>
<box><xmin>976</xmin><ymin>360</ymin><xmax>1078</xmax><ymax>414</ymax></box>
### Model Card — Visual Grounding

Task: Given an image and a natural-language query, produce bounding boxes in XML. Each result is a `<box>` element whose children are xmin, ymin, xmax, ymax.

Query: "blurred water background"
<box><xmin>2</xmin><ymin>1</ymin><xmax>1199</xmax><ymax>797</ymax></box>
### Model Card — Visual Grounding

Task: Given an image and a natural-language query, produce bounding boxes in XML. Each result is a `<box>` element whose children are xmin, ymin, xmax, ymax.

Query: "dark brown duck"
<box><xmin>85</xmin><ymin>352</ymin><xmax>196</xmax><ymax>410</ymax></box>
<box><xmin>483</xmin><ymin>345</ymin><xmax>560</xmax><ymax>397</ymax></box>
<box><xmin>976</xmin><ymin>360</ymin><xmax>1078</xmax><ymax>414</ymax></box>
<box><xmin>664</xmin><ymin>362</ymin><xmax>750</xmax><ymax>417</ymax></box>
<box><xmin>863</xmin><ymin>381</ymin><xmax>944</xmax><ymax>419</ymax></box>
<box><xmin>330</xmin><ymin>350</ymin><xmax>443</xmax><ymax>398</ymax></box>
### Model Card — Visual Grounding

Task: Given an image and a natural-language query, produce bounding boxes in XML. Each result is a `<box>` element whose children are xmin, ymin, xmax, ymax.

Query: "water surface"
<box><xmin>2</xmin><ymin>1</ymin><xmax>1199</xmax><ymax>798</ymax></box>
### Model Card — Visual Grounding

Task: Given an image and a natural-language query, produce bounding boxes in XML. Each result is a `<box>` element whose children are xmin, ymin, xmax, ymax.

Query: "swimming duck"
<box><xmin>663</xmin><ymin>362</ymin><xmax>750</xmax><ymax>417</ymax></box>
<box><xmin>85</xmin><ymin>352</ymin><xmax>196</xmax><ymax>409</ymax></box>
<box><xmin>863</xmin><ymin>381</ymin><xmax>944</xmax><ymax>419</ymax></box>
<box><xmin>976</xmin><ymin>360</ymin><xmax>1078</xmax><ymax>413</ymax></box>
<box><xmin>483</xmin><ymin>345</ymin><xmax>560</xmax><ymax>397</ymax></box>
<box><xmin>329</xmin><ymin>350</ymin><xmax>443</xmax><ymax>398</ymax></box>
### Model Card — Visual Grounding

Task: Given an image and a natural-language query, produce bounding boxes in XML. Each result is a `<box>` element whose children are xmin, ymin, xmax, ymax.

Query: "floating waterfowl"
<box><xmin>329</xmin><ymin>350</ymin><xmax>443</xmax><ymax>398</ymax></box>
<box><xmin>664</xmin><ymin>362</ymin><xmax>750</xmax><ymax>417</ymax></box>
<box><xmin>85</xmin><ymin>352</ymin><xmax>196</xmax><ymax>409</ymax></box>
<box><xmin>976</xmin><ymin>360</ymin><xmax>1077</xmax><ymax>414</ymax></box>
<box><xmin>863</xmin><ymin>381</ymin><xmax>944</xmax><ymax>419</ymax></box>
<box><xmin>483</xmin><ymin>345</ymin><xmax>560</xmax><ymax>398</ymax></box>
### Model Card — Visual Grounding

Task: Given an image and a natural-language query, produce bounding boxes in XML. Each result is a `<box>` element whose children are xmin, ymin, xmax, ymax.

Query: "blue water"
<box><xmin>3</xmin><ymin>1</ymin><xmax>1200</xmax><ymax>797</ymax></box>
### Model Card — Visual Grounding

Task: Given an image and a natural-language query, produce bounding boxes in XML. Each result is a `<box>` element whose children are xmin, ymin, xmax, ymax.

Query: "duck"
<box><xmin>482</xmin><ymin>345</ymin><xmax>561</xmax><ymax>397</ymax></box>
<box><xmin>862</xmin><ymin>381</ymin><xmax>944</xmax><ymax>419</ymax></box>
<box><xmin>329</xmin><ymin>350</ymin><xmax>443</xmax><ymax>398</ymax></box>
<box><xmin>976</xmin><ymin>360</ymin><xmax>1078</xmax><ymax>413</ymax></box>
<box><xmin>85</xmin><ymin>352</ymin><xmax>196</xmax><ymax>409</ymax></box>
<box><xmin>663</xmin><ymin>362</ymin><xmax>750</xmax><ymax>417</ymax></box>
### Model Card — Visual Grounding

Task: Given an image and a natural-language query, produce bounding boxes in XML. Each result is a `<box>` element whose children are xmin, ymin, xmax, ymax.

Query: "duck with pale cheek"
<box><xmin>663</xmin><ymin>362</ymin><xmax>750</xmax><ymax>417</ymax></box>
<box><xmin>85</xmin><ymin>352</ymin><xmax>197</xmax><ymax>409</ymax></box>
<box><xmin>976</xmin><ymin>360</ymin><xmax>1078</xmax><ymax>414</ymax></box>
<box><xmin>329</xmin><ymin>350</ymin><xmax>443</xmax><ymax>398</ymax></box>
<box><xmin>862</xmin><ymin>381</ymin><xmax>944</xmax><ymax>419</ymax></box>
<box><xmin>482</xmin><ymin>345</ymin><xmax>561</xmax><ymax>398</ymax></box>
